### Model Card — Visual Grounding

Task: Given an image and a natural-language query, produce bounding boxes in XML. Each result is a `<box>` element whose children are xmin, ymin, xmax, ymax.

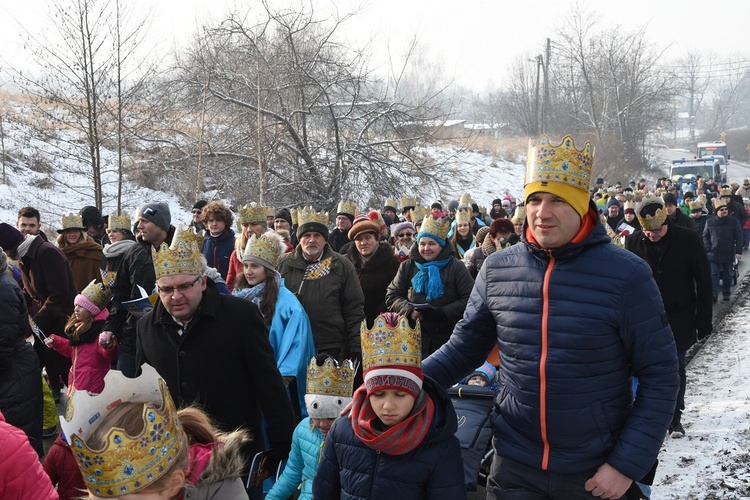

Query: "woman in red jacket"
<box><xmin>0</xmin><ymin>410</ymin><xmax>58</xmax><ymax>499</ymax></box>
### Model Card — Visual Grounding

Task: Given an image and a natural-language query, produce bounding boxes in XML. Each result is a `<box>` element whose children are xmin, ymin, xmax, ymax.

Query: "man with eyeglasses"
<box><xmin>625</xmin><ymin>194</ymin><xmax>712</xmax><ymax>438</ymax></box>
<box><xmin>703</xmin><ymin>198</ymin><xmax>743</xmax><ymax>303</ymax></box>
<box><xmin>136</xmin><ymin>237</ymin><xmax>295</xmax><ymax>496</ymax></box>
<box><xmin>189</xmin><ymin>200</ymin><xmax>207</xmax><ymax>233</ymax></box>
<box><xmin>101</xmin><ymin>202</ymin><xmax>175</xmax><ymax>377</ymax></box>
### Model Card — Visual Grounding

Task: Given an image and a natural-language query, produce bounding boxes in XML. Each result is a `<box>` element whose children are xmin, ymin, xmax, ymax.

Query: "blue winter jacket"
<box><xmin>422</xmin><ymin>212</ymin><xmax>679</xmax><ymax>483</ymax></box>
<box><xmin>312</xmin><ymin>377</ymin><xmax>466</xmax><ymax>500</ymax></box>
<box><xmin>201</xmin><ymin>228</ymin><xmax>236</xmax><ymax>280</ymax></box>
<box><xmin>267</xmin><ymin>418</ymin><xmax>323</xmax><ymax>500</ymax></box>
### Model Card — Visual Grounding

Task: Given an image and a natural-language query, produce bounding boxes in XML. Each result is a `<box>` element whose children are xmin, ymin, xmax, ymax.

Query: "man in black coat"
<box><xmin>136</xmin><ymin>238</ymin><xmax>295</xmax><ymax>493</ymax></box>
<box><xmin>625</xmin><ymin>195</ymin><xmax>712</xmax><ymax>438</ymax></box>
<box><xmin>720</xmin><ymin>187</ymin><xmax>748</xmax><ymax>228</ymax></box>
<box><xmin>703</xmin><ymin>198</ymin><xmax>743</xmax><ymax>302</ymax></box>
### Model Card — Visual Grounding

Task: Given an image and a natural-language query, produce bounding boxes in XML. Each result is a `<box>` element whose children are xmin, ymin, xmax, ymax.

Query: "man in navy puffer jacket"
<box><xmin>423</xmin><ymin>135</ymin><xmax>679</xmax><ymax>500</ymax></box>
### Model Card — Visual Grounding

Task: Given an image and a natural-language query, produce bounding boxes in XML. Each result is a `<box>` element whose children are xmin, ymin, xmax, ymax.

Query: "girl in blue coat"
<box><xmin>267</xmin><ymin>355</ymin><xmax>355</xmax><ymax>500</ymax></box>
<box><xmin>313</xmin><ymin>313</ymin><xmax>466</xmax><ymax>500</ymax></box>
<box><xmin>233</xmin><ymin>231</ymin><xmax>316</xmax><ymax>420</ymax></box>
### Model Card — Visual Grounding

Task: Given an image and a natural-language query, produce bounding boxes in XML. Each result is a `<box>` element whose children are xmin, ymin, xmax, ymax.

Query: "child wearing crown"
<box><xmin>312</xmin><ymin>313</ymin><xmax>466</xmax><ymax>499</ymax></box>
<box><xmin>44</xmin><ymin>280</ymin><xmax>117</xmax><ymax>395</ymax></box>
<box><xmin>266</xmin><ymin>355</ymin><xmax>354</xmax><ymax>500</ymax></box>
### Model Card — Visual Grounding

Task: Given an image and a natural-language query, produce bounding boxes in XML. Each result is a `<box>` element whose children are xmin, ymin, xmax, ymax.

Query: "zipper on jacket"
<box><xmin>540</xmin><ymin>252</ymin><xmax>554</xmax><ymax>470</ymax></box>
<box><xmin>368</xmin><ymin>450</ymin><xmax>381</xmax><ymax>498</ymax></box>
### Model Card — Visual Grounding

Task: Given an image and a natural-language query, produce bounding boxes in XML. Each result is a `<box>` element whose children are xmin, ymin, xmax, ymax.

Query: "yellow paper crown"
<box><xmin>459</xmin><ymin>193</ymin><xmax>473</xmax><ymax>205</ymax></box>
<box><xmin>720</xmin><ymin>187</ymin><xmax>732</xmax><ymax>198</ymax></box>
<box><xmin>361</xmin><ymin>315</ymin><xmax>421</xmax><ymax>373</ymax></box>
<box><xmin>635</xmin><ymin>194</ymin><xmax>668</xmax><ymax>230</ymax></box>
<box><xmin>290</xmin><ymin>208</ymin><xmax>298</xmax><ymax>225</ymax></box>
<box><xmin>511</xmin><ymin>205</ymin><xmax>526</xmax><ymax>223</ymax></box>
<box><xmin>384</xmin><ymin>199</ymin><xmax>398</xmax><ymax>210</ymax></box>
<box><xmin>526</xmin><ymin>135</ymin><xmax>593</xmax><ymax>193</ymax></box>
<box><xmin>238</xmin><ymin>203</ymin><xmax>268</xmax><ymax>225</ymax></box>
<box><xmin>59</xmin><ymin>365</ymin><xmax>186</xmax><ymax>498</ymax></box>
<box><xmin>336</xmin><ymin>200</ymin><xmax>358</xmax><ymax>217</ymax></box>
<box><xmin>478</xmin><ymin>205</ymin><xmax>487</xmax><ymax>215</ymax></box>
<box><xmin>171</xmin><ymin>224</ymin><xmax>204</xmax><ymax>251</ymax></box>
<box><xmin>454</xmin><ymin>206</ymin><xmax>473</xmax><ymax>224</ymax></box>
<box><xmin>419</xmin><ymin>215</ymin><xmax>451</xmax><ymax>240</ymax></box>
<box><xmin>400</xmin><ymin>196</ymin><xmax>417</xmax><ymax>210</ymax></box>
<box><xmin>265</xmin><ymin>206</ymin><xmax>276</xmax><ymax>218</ymax></box>
<box><xmin>714</xmin><ymin>197</ymin><xmax>727</xmax><ymax>209</ymax></box>
<box><xmin>409</xmin><ymin>206</ymin><xmax>430</xmax><ymax>223</ymax></box>
<box><xmin>306</xmin><ymin>357</ymin><xmax>355</xmax><ymax>398</ymax></box>
<box><xmin>689</xmin><ymin>199</ymin><xmax>704</xmax><ymax>211</ymax></box>
<box><xmin>81</xmin><ymin>280</ymin><xmax>112</xmax><ymax>310</ymax></box>
<box><xmin>297</xmin><ymin>206</ymin><xmax>329</xmax><ymax>227</ymax></box>
<box><xmin>243</xmin><ymin>232</ymin><xmax>285</xmax><ymax>268</ymax></box>
<box><xmin>623</xmin><ymin>200</ymin><xmax>636</xmax><ymax>212</ymax></box>
<box><xmin>108</xmin><ymin>213</ymin><xmax>131</xmax><ymax>232</ymax></box>
<box><xmin>62</xmin><ymin>213</ymin><xmax>85</xmax><ymax>230</ymax></box>
<box><xmin>153</xmin><ymin>237</ymin><xmax>203</xmax><ymax>279</ymax></box>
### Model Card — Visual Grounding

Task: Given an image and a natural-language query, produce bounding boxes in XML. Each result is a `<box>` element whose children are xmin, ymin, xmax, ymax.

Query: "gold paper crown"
<box><xmin>478</xmin><ymin>205</ymin><xmax>487</xmax><ymax>215</ymax></box>
<box><xmin>238</xmin><ymin>203</ymin><xmax>268</xmax><ymax>225</ymax></box>
<box><xmin>81</xmin><ymin>280</ymin><xmax>112</xmax><ymax>310</ymax></box>
<box><xmin>361</xmin><ymin>315</ymin><xmax>421</xmax><ymax>373</ymax></box>
<box><xmin>297</xmin><ymin>206</ymin><xmax>329</xmax><ymax>227</ymax></box>
<box><xmin>59</xmin><ymin>364</ymin><xmax>186</xmax><ymax>498</ymax></box>
<box><xmin>171</xmin><ymin>224</ymin><xmax>204</xmax><ymax>250</ymax></box>
<box><xmin>526</xmin><ymin>135</ymin><xmax>593</xmax><ymax>192</ymax></box>
<box><xmin>454</xmin><ymin>206</ymin><xmax>472</xmax><ymax>224</ymax></box>
<box><xmin>243</xmin><ymin>232</ymin><xmax>285</xmax><ymax>268</ymax></box>
<box><xmin>62</xmin><ymin>213</ymin><xmax>85</xmax><ymax>230</ymax></box>
<box><xmin>306</xmin><ymin>357</ymin><xmax>355</xmax><ymax>398</ymax></box>
<box><xmin>409</xmin><ymin>206</ymin><xmax>430</xmax><ymax>222</ymax></box>
<box><xmin>635</xmin><ymin>194</ymin><xmax>668</xmax><ymax>230</ymax></box>
<box><xmin>153</xmin><ymin>237</ymin><xmax>203</xmax><ymax>279</ymax></box>
<box><xmin>336</xmin><ymin>200</ymin><xmax>358</xmax><ymax>217</ymax></box>
<box><xmin>400</xmin><ymin>196</ymin><xmax>417</xmax><ymax>210</ymax></box>
<box><xmin>108</xmin><ymin>213</ymin><xmax>131</xmax><ymax>232</ymax></box>
<box><xmin>720</xmin><ymin>187</ymin><xmax>732</xmax><ymax>197</ymax></box>
<box><xmin>265</xmin><ymin>206</ymin><xmax>276</xmax><ymax>218</ymax></box>
<box><xmin>459</xmin><ymin>193</ymin><xmax>474</xmax><ymax>205</ymax></box>
<box><xmin>714</xmin><ymin>197</ymin><xmax>727</xmax><ymax>209</ymax></box>
<box><xmin>689</xmin><ymin>199</ymin><xmax>705</xmax><ymax>211</ymax></box>
<box><xmin>623</xmin><ymin>201</ymin><xmax>636</xmax><ymax>212</ymax></box>
<box><xmin>290</xmin><ymin>208</ymin><xmax>298</xmax><ymax>225</ymax></box>
<box><xmin>511</xmin><ymin>205</ymin><xmax>526</xmax><ymax>223</ymax></box>
<box><xmin>384</xmin><ymin>199</ymin><xmax>398</xmax><ymax>210</ymax></box>
<box><xmin>419</xmin><ymin>215</ymin><xmax>451</xmax><ymax>240</ymax></box>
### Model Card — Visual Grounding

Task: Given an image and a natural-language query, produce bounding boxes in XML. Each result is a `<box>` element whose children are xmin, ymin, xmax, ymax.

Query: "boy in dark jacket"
<box><xmin>313</xmin><ymin>313</ymin><xmax>465</xmax><ymax>499</ymax></box>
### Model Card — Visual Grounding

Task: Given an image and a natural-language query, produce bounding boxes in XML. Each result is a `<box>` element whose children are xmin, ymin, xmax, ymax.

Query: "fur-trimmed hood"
<box><xmin>194</xmin><ymin>429</ymin><xmax>250</xmax><ymax>486</ymax></box>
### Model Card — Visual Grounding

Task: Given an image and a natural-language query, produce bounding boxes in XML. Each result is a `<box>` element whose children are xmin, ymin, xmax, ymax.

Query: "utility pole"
<box><xmin>532</xmin><ymin>55</ymin><xmax>541</xmax><ymax>136</ymax></box>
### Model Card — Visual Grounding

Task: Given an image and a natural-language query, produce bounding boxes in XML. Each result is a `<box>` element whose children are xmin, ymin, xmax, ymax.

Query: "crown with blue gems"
<box><xmin>238</xmin><ymin>203</ymin><xmax>268</xmax><ymax>225</ymax></box>
<box><xmin>243</xmin><ymin>231</ymin><xmax>285</xmax><ymax>268</ymax></box>
<box><xmin>152</xmin><ymin>231</ymin><xmax>203</xmax><ymax>279</ymax></box>
<box><xmin>108</xmin><ymin>213</ymin><xmax>131</xmax><ymax>232</ymax></box>
<box><xmin>306</xmin><ymin>357</ymin><xmax>355</xmax><ymax>398</ymax></box>
<box><xmin>61</xmin><ymin>213</ymin><xmax>85</xmax><ymax>230</ymax></box>
<box><xmin>81</xmin><ymin>280</ymin><xmax>112</xmax><ymax>310</ymax></box>
<box><xmin>59</xmin><ymin>364</ymin><xmax>186</xmax><ymax>498</ymax></box>
<box><xmin>525</xmin><ymin>135</ymin><xmax>593</xmax><ymax>193</ymax></box>
<box><xmin>361</xmin><ymin>314</ymin><xmax>421</xmax><ymax>373</ymax></box>
<box><xmin>297</xmin><ymin>206</ymin><xmax>329</xmax><ymax>226</ymax></box>
<box><xmin>419</xmin><ymin>215</ymin><xmax>452</xmax><ymax>241</ymax></box>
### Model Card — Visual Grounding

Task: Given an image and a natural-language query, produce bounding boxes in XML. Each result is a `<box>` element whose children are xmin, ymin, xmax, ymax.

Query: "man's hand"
<box><xmin>584</xmin><ymin>463</ymin><xmax>632</xmax><ymax>499</ymax></box>
<box><xmin>410</xmin><ymin>309</ymin><xmax>423</xmax><ymax>322</ymax></box>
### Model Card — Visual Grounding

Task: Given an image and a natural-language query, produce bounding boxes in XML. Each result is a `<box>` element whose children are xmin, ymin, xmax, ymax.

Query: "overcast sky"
<box><xmin>2</xmin><ymin>0</ymin><xmax>749</xmax><ymax>92</ymax></box>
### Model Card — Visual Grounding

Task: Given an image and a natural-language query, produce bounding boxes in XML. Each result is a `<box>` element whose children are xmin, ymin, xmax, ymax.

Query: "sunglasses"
<box><xmin>192</xmin><ymin>210</ymin><xmax>203</xmax><ymax>214</ymax></box>
<box><xmin>397</xmin><ymin>232</ymin><xmax>414</xmax><ymax>238</ymax></box>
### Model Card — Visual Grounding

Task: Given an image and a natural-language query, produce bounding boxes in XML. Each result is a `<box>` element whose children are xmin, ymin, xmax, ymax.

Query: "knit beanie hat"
<box><xmin>662</xmin><ymin>193</ymin><xmax>678</xmax><ymax>206</ymax></box>
<box><xmin>467</xmin><ymin>361</ymin><xmax>497</xmax><ymax>385</ymax></box>
<box><xmin>80</xmin><ymin>206</ymin><xmax>104</xmax><ymax>229</ymax></box>
<box><xmin>296</xmin><ymin>207</ymin><xmax>329</xmax><ymax>240</ymax></box>
<box><xmin>192</xmin><ymin>200</ymin><xmax>208</xmax><ymax>211</ymax></box>
<box><xmin>606</xmin><ymin>197</ymin><xmax>620</xmax><ymax>208</ymax></box>
<box><xmin>348</xmin><ymin>212</ymin><xmax>381</xmax><ymax>240</ymax></box>
<box><xmin>274</xmin><ymin>207</ymin><xmax>293</xmax><ymax>226</ymax></box>
<box><xmin>138</xmin><ymin>202</ymin><xmax>171</xmax><ymax>232</ymax></box>
<box><xmin>0</xmin><ymin>223</ymin><xmax>24</xmax><ymax>252</ymax></box>
<box><xmin>361</xmin><ymin>313</ymin><xmax>423</xmax><ymax>399</ymax></box>
<box><xmin>392</xmin><ymin>221</ymin><xmax>415</xmax><ymax>238</ymax></box>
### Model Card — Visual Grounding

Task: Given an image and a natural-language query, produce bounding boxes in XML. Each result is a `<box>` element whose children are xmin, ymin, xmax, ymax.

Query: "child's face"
<box><xmin>369</xmin><ymin>390</ymin><xmax>415</xmax><ymax>427</ymax></box>
<box><xmin>467</xmin><ymin>375</ymin><xmax>487</xmax><ymax>387</ymax></box>
<box><xmin>311</xmin><ymin>417</ymin><xmax>335</xmax><ymax>437</ymax></box>
<box><xmin>74</xmin><ymin>305</ymin><xmax>93</xmax><ymax>322</ymax></box>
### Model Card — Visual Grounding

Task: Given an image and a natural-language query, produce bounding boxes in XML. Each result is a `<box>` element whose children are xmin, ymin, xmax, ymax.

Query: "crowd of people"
<box><xmin>0</xmin><ymin>132</ymin><xmax>745</xmax><ymax>499</ymax></box>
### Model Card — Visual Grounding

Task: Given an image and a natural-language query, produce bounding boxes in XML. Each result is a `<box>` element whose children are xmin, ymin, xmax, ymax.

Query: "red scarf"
<box><xmin>349</xmin><ymin>385</ymin><xmax>434</xmax><ymax>455</ymax></box>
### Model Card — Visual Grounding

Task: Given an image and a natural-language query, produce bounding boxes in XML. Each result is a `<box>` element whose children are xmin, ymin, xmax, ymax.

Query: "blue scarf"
<box><xmin>411</xmin><ymin>257</ymin><xmax>451</xmax><ymax>302</ymax></box>
<box><xmin>232</xmin><ymin>274</ymin><xmax>282</xmax><ymax>316</ymax></box>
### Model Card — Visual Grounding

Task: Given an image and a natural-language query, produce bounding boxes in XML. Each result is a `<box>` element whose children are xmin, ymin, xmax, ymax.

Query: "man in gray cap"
<box><xmin>101</xmin><ymin>202</ymin><xmax>175</xmax><ymax>377</ymax></box>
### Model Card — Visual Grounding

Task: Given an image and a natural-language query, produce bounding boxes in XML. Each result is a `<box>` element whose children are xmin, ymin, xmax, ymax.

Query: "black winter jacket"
<box><xmin>312</xmin><ymin>377</ymin><xmax>466</xmax><ymax>500</ymax></box>
<box><xmin>625</xmin><ymin>222</ymin><xmax>713</xmax><ymax>352</ymax></box>
<box><xmin>346</xmin><ymin>242</ymin><xmax>401</xmax><ymax>328</ymax></box>
<box><xmin>703</xmin><ymin>215</ymin><xmax>742</xmax><ymax>263</ymax></box>
<box><xmin>669</xmin><ymin>210</ymin><xmax>695</xmax><ymax>231</ymax></box>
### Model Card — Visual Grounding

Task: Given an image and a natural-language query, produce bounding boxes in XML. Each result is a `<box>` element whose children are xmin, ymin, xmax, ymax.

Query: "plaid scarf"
<box><xmin>349</xmin><ymin>385</ymin><xmax>434</xmax><ymax>455</ymax></box>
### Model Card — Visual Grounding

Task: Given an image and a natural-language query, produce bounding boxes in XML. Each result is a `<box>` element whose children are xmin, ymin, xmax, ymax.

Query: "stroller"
<box><xmin>449</xmin><ymin>373</ymin><xmax>497</xmax><ymax>491</ymax></box>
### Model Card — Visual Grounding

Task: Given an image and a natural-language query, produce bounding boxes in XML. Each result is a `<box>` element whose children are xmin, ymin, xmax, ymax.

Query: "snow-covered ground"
<box><xmin>652</xmin><ymin>274</ymin><xmax>750</xmax><ymax>499</ymax></box>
